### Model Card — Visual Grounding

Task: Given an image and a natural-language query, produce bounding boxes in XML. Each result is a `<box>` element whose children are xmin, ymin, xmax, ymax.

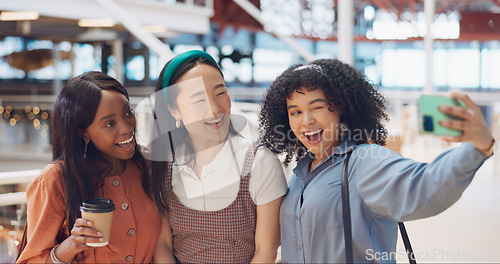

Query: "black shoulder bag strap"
<box><xmin>341</xmin><ymin>150</ymin><xmax>417</xmax><ymax>264</ymax></box>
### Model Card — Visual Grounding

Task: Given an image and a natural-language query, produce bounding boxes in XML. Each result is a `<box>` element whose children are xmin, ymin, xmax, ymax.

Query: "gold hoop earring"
<box><xmin>83</xmin><ymin>140</ymin><xmax>88</xmax><ymax>159</ymax></box>
<box><xmin>176</xmin><ymin>119</ymin><xmax>181</xmax><ymax>128</ymax></box>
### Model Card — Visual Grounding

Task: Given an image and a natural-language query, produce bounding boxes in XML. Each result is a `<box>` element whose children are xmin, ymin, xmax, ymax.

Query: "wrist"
<box><xmin>477</xmin><ymin>138</ymin><xmax>495</xmax><ymax>156</ymax></box>
<box><xmin>52</xmin><ymin>243</ymin><xmax>76</xmax><ymax>264</ymax></box>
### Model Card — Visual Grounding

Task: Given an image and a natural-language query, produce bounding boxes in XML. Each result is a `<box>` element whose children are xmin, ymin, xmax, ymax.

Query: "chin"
<box><xmin>118</xmin><ymin>150</ymin><xmax>135</xmax><ymax>160</ymax></box>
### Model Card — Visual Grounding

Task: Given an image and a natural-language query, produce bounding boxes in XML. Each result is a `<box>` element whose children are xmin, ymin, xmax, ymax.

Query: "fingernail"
<box><xmin>97</xmin><ymin>231</ymin><xmax>102</xmax><ymax>236</ymax></box>
<box><xmin>99</xmin><ymin>238</ymin><xmax>104</xmax><ymax>241</ymax></box>
<box><xmin>87</xmin><ymin>221</ymin><xmax>92</xmax><ymax>225</ymax></box>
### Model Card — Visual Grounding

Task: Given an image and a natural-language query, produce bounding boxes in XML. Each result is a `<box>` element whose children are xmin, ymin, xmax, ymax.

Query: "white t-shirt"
<box><xmin>171</xmin><ymin>135</ymin><xmax>288</xmax><ymax>211</ymax></box>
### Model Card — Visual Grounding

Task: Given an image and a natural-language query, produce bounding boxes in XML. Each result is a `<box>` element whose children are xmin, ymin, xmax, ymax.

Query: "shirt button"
<box><xmin>121</xmin><ymin>203</ymin><xmax>129</xmax><ymax>210</ymax></box>
<box><xmin>125</xmin><ymin>255</ymin><xmax>133</xmax><ymax>262</ymax></box>
<box><xmin>112</xmin><ymin>179</ymin><xmax>120</xmax><ymax>187</ymax></box>
<box><xmin>127</xmin><ymin>228</ymin><xmax>136</xmax><ymax>236</ymax></box>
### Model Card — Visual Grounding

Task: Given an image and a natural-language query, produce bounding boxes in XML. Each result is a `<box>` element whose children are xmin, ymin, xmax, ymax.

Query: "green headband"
<box><xmin>161</xmin><ymin>50</ymin><xmax>217</xmax><ymax>90</ymax></box>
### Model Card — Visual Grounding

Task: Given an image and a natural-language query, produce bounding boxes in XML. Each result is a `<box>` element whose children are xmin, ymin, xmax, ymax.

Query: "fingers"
<box><xmin>70</xmin><ymin>218</ymin><xmax>104</xmax><ymax>247</ymax></box>
<box><xmin>438</xmin><ymin>105</ymin><xmax>471</xmax><ymax>120</ymax></box>
<box><xmin>71</xmin><ymin>225</ymin><xmax>102</xmax><ymax>238</ymax></box>
<box><xmin>448</xmin><ymin>92</ymin><xmax>477</xmax><ymax>110</ymax></box>
<box><xmin>74</xmin><ymin>218</ymin><xmax>92</xmax><ymax>227</ymax></box>
<box><xmin>439</xmin><ymin>119</ymin><xmax>466</xmax><ymax>131</ymax></box>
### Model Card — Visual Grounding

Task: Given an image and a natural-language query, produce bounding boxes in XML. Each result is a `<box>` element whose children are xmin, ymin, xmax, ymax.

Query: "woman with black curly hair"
<box><xmin>259</xmin><ymin>58</ymin><xmax>494</xmax><ymax>263</ymax></box>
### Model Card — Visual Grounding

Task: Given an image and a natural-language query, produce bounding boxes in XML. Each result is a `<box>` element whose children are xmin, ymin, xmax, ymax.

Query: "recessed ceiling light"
<box><xmin>142</xmin><ymin>25</ymin><xmax>168</xmax><ymax>33</ymax></box>
<box><xmin>0</xmin><ymin>11</ymin><xmax>39</xmax><ymax>21</ymax></box>
<box><xmin>78</xmin><ymin>18</ymin><xmax>115</xmax><ymax>27</ymax></box>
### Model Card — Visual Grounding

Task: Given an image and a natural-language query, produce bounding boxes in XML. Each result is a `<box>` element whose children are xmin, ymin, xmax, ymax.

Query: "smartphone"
<box><xmin>418</xmin><ymin>94</ymin><xmax>465</xmax><ymax>136</ymax></box>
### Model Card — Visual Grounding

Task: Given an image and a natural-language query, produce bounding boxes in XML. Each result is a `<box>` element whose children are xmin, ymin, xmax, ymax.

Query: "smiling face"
<box><xmin>84</xmin><ymin>90</ymin><xmax>136</xmax><ymax>163</ymax></box>
<box><xmin>169</xmin><ymin>63</ymin><xmax>231</xmax><ymax>144</ymax></box>
<box><xmin>287</xmin><ymin>87</ymin><xmax>341</xmax><ymax>163</ymax></box>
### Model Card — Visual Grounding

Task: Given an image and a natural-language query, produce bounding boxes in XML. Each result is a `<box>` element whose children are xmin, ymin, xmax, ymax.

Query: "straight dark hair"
<box><xmin>51</xmin><ymin>71</ymin><xmax>150</xmax><ymax>262</ymax></box>
<box><xmin>151</xmin><ymin>56</ymin><xmax>228</xmax><ymax>215</ymax></box>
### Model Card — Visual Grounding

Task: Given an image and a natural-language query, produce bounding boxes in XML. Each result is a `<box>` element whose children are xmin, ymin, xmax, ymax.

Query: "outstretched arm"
<box><xmin>352</xmin><ymin>92</ymin><xmax>493</xmax><ymax>221</ymax></box>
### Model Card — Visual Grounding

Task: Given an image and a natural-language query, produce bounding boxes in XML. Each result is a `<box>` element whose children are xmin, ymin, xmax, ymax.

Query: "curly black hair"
<box><xmin>259</xmin><ymin>58</ymin><xmax>389</xmax><ymax>166</ymax></box>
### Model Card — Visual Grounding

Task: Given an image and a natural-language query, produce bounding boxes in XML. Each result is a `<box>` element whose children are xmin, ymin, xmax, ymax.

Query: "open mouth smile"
<box><xmin>115</xmin><ymin>134</ymin><xmax>135</xmax><ymax>152</ymax></box>
<box><xmin>204</xmin><ymin>115</ymin><xmax>224</xmax><ymax>129</ymax></box>
<box><xmin>303</xmin><ymin>129</ymin><xmax>323</xmax><ymax>144</ymax></box>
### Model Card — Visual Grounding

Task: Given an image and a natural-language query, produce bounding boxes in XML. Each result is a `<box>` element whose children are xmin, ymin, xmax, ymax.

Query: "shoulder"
<box><xmin>248</xmin><ymin>145</ymin><xmax>288</xmax><ymax>204</ymax></box>
<box><xmin>30</xmin><ymin>162</ymin><xmax>64</xmax><ymax>188</ymax></box>
<box><xmin>232</xmin><ymin>135</ymin><xmax>279</xmax><ymax>159</ymax></box>
<box><xmin>351</xmin><ymin>143</ymin><xmax>400</xmax><ymax>162</ymax></box>
<box><xmin>233</xmin><ymin>135</ymin><xmax>253</xmax><ymax>150</ymax></box>
<box><xmin>231</xmin><ymin>136</ymin><xmax>284</xmax><ymax>175</ymax></box>
<box><xmin>252</xmin><ymin>145</ymin><xmax>286</xmax><ymax>180</ymax></box>
<box><xmin>26</xmin><ymin>162</ymin><xmax>65</xmax><ymax>200</ymax></box>
<box><xmin>255</xmin><ymin>145</ymin><xmax>280</xmax><ymax>162</ymax></box>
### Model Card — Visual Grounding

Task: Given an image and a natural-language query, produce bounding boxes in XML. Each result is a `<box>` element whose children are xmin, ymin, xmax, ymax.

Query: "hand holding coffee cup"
<box><xmin>80</xmin><ymin>198</ymin><xmax>115</xmax><ymax>247</ymax></box>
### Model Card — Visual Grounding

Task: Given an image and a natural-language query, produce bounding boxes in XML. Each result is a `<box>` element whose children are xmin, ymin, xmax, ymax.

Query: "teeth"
<box><xmin>205</xmin><ymin>116</ymin><xmax>223</xmax><ymax>124</ymax></box>
<box><xmin>304</xmin><ymin>130</ymin><xmax>322</xmax><ymax>136</ymax></box>
<box><xmin>117</xmin><ymin>135</ymin><xmax>133</xmax><ymax>145</ymax></box>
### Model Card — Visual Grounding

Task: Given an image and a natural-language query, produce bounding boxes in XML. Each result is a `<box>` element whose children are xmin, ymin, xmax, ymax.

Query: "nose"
<box><xmin>302</xmin><ymin>111</ymin><xmax>315</xmax><ymax>127</ymax></box>
<box><xmin>119</xmin><ymin>119</ymin><xmax>134</xmax><ymax>135</ymax></box>
<box><xmin>209</xmin><ymin>100</ymin><xmax>221</xmax><ymax>116</ymax></box>
<box><xmin>208</xmin><ymin>96</ymin><xmax>227</xmax><ymax>117</ymax></box>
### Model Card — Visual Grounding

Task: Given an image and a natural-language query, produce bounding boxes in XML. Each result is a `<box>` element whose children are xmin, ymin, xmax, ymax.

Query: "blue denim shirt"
<box><xmin>280</xmin><ymin>140</ymin><xmax>490</xmax><ymax>263</ymax></box>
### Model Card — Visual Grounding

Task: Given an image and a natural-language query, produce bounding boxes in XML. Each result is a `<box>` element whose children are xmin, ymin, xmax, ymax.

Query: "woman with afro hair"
<box><xmin>259</xmin><ymin>58</ymin><xmax>494</xmax><ymax>263</ymax></box>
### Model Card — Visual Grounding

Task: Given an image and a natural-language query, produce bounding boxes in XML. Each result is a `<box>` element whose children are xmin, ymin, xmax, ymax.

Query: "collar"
<box><xmin>174</xmin><ymin>134</ymin><xmax>241</xmax><ymax>177</ymax></box>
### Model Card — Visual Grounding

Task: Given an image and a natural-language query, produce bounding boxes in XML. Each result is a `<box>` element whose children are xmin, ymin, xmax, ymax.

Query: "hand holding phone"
<box><xmin>418</xmin><ymin>94</ymin><xmax>465</xmax><ymax>136</ymax></box>
<box><xmin>418</xmin><ymin>92</ymin><xmax>495</xmax><ymax>156</ymax></box>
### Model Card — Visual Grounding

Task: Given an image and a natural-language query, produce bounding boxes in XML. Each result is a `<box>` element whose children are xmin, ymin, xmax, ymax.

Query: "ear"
<box><xmin>168</xmin><ymin>105</ymin><xmax>181</xmax><ymax>121</ymax></box>
<box><xmin>81</xmin><ymin>131</ymin><xmax>90</xmax><ymax>143</ymax></box>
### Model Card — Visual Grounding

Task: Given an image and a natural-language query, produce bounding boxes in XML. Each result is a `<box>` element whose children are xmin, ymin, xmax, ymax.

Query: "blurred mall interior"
<box><xmin>0</xmin><ymin>0</ymin><xmax>499</xmax><ymax>262</ymax></box>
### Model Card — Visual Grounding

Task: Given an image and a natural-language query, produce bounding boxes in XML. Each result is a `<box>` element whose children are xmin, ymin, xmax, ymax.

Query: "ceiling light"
<box><xmin>78</xmin><ymin>18</ymin><xmax>115</xmax><ymax>27</ymax></box>
<box><xmin>142</xmin><ymin>25</ymin><xmax>168</xmax><ymax>33</ymax></box>
<box><xmin>78</xmin><ymin>29</ymin><xmax>118</xmax><ymax>41</ymax></box>
<box><xmin>0</xmin><ymin>11</ymin><xmax>39</xmax><ymax>21</ymax></box>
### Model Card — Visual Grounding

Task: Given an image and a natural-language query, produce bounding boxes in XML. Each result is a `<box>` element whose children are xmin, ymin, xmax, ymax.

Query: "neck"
<box><xmin>187</xmin><ymin>135</ymin><xmax>228</xmax><ymax>174</ymax></box>
<box><xmin>100</xmin><ymin>158</ymin><xmax>126</xmax><ymax>177</ymax></box>
<box><xmin>310</xmin><ymin>151</ymin><xmax>331</xmax><ymax>170</ymax></box>
<box><xmin>310</xmin><ymin>140</ymin><xmax>341</xmax><ymax>171</ymax></box>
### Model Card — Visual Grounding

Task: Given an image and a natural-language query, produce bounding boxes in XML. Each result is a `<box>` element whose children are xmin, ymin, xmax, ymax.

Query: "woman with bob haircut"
<box><xmin>259</xmin><ymin>58</ymin><xmax>494</xmax><ymax>263</ymax></box>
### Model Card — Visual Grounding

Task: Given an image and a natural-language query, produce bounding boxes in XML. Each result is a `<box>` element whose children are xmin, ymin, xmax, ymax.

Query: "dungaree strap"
<box><xmin>241</xmin><ymin>143</ymin><xmax>260</xmax><ymax>178</ymax></box>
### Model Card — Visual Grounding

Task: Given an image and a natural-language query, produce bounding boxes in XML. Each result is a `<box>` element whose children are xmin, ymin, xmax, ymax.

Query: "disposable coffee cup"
<box><xmin>80</xmin><ymin>198</ymin><xmax>115</xmax><ymax>247</ymax></box>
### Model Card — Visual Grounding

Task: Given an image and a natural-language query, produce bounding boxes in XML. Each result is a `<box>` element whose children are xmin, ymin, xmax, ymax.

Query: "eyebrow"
<box><xmin>189</xmin><ymin>91</ymin><xmax>206</xmax><ymax>99</ymax></box>
<box><xmin>98</xmin><ymin>102</ymin><xmax>130</xmax><ymax>124</ymax></box>
<box><xmin>309</xmin><ymin>98</ymin><xmax>329</xmax><ymax>105</ymax></box>
<box><xmin>189</xmin><ymin>83</ymin><xmax>226</xmax><ymax>99</ymax></box>
<box><xmin>287</xmin><ymin>98</ymin><xmax>329</xmax><ymax>110</ymax></box>
<box><xmin>213</xmin><ymin>83</ymin><xmax>226</xmax><ymax>90</ymax></box>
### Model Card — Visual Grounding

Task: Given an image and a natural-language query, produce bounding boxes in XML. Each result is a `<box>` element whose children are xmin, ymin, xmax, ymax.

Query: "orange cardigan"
<box><xmin>17</xmin><ymin>160</ymin><xmax>161</xmax><ymax>263</ymax></box>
